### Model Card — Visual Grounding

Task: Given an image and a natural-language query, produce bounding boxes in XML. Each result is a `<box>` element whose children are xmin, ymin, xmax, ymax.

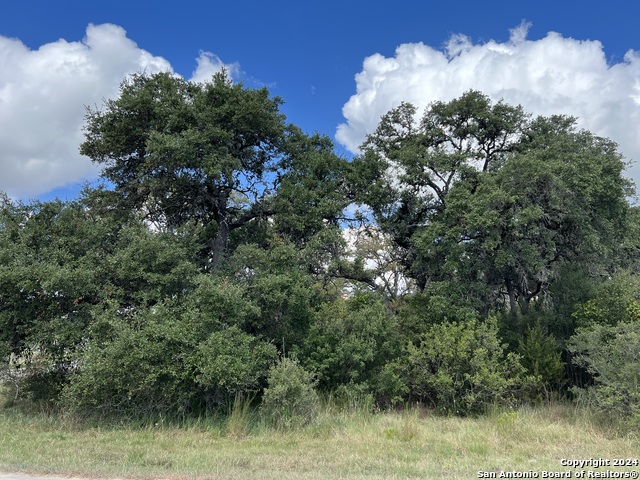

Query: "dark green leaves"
<box><xmin>355</xmin><ymin>91</ymin><xmax>633</xmax><ymax>313</ymax></box>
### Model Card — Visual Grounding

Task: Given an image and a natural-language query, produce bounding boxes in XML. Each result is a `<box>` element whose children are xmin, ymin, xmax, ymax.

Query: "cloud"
<box><xmin>190</xmin><ymin>50</ymin><xmax>240</xmax><ymax>83</ymax></box>
<box><xmin>336</xmin><ymin>23</ymin><xmax>640</xmax><ymax>186</ymax></box>
<box><xmin>0</xmin><ymin>23</ymin><xmax>236</xmax><ymax>199</ymax></box>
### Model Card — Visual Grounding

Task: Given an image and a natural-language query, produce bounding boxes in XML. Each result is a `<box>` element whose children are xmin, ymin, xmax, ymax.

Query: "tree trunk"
<box><xmin>208</xmin><ymin>189</ymin><xmax>230</xmax><ymax>273</ymax></box>
<box><xmin>209</xmin><ymin>218</ymin><xmax>229</xmax><ymax>273</ymax></box>
<box><xmin>506</xmin><ymin>277</ymin><xmax>518</xmax><ymax>315</ymax></box>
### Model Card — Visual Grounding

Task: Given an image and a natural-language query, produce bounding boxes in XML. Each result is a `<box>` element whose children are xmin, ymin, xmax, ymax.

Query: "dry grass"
<box><xmin>0</xmin><ymin>402</ymin><xmax>638</xmax><ymax>480</ymax></box>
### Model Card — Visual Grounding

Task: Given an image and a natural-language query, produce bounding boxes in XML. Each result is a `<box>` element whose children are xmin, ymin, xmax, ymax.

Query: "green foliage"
<box><xmin>185</xmin><ymin>274</ymin><xmax>261</xmax><ymax>333</ymax></box>
<box><xmin>260</xmin><ymin>357</ymin><xmax>320</xmax><ymax>429</ymax></box>
<box><xmin>271</xmin><ymin>132</ymin><xmax>352</xmax><ymax>244</ymax></box>
<box><xmin>0</xmin><ymin>345</ymin><xmax>63</xmax><ymax>407</ymax></box>
<box><xmin>0</xmin><ymin>199</ymin><xmax>110</xmax><ymax>358</ymax></box>
<box><xmin>62</xmin><ymin>304</ymin><xmax>195</xmax><ymax>417</ymax></box>
<box><xmin>397</xmin><ymin>283</ymin><xmax>480</xmax><ymax>342</ymax></box>
<box><xmin>354</xmin><ymin>92</ymin><xmax>633</xmax><ymax>314</ymax></box>
<box><xmin>226</xmin><ymin>240</ymin><xmax>321</xmax><ymax>348</ymax></box>
<box><xmin>0</xmin><ymin>196</ymin><xmax>200</xmax><ymax>406</ymax></box>
<box><xmin>191</xmin><ymin>326</ymin><xmax>278</xmax><ymax>402</ymax></box>
<box><xmin>2</xmin><ymin>86</ymin><xmax>638</xmax><ymax>423</ymax></box>
<box><xmin>568</xmin><ymin>320</ymin><xmax>640</xmax><ymax>425</ymax></box>
<box><xmin>352</xmin><ymin>92</ymin><xmax>530</xmax><ymax>293</ymax></box>
<box><xmin>572</xmin><ymin>271</ymin><xmax>640</xmax><ymax>328</ymax></box>
<box><xmin>0</xmin><ymin>197</ymin><xmax>197</xmax><ymax>332</ymax></box>
<box><xmin>543</xmin><ymin>265</ymin><xmax>599</xmax><ymax>341</ymax></box>
<box><xmin>80</xmin><ymin>71</ymin><xmax>350</xmax><ymax>272</ymax></box>
<box><xmin>299</xmin><ymin>293</ymin><xmax>401</xmax><ymax>400</ymax></box>
<box><xmin>494</xmin><ymin>307</ymin><xmax>567</xmax><ymax>397</ymax></box>
<box><xmin>403</xmin><ymin>317</ymin><xmax>528</xmax><ymax>415</ymax></box>
<box><xmin>517</xmin><ymin>322</ymin><xmax>566</xmax><ymax>395</ymax></box>
<box><xmin>617</xmin><ymin>206</ymin><xmax>640</xmax><ymax>272</ymax></box>
<box><xmin>62</xmin><ymin>302</ymin><xmax>277</xmax><ymax>417</ymax></box>
<box><xmin>374</xmin><ymin>360</ymin><xmax>410</xmax><ymax>407</ymax></box>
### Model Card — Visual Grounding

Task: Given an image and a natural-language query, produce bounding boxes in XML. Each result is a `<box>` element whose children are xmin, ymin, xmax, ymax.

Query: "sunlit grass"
<box><xmin>0</xmin><ymin>400</ymin><xmax>638</xmax><ymax>480</ymax></box>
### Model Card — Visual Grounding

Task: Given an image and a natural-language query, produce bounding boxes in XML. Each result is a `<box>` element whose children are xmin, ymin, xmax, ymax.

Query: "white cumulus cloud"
<box><xmin>0</xmin><ymin>23</ymin><xmax>236</xmax><ymax>199</ymax></box>
<box><xmin>190</xmin><ymin>50</ymin><xmax>240</xmax><ymax>84</ymax></box>
<box><xmin>337</xmin><ymin>23</ymin><xmax>640</xmax><ymax>186</ymax></box>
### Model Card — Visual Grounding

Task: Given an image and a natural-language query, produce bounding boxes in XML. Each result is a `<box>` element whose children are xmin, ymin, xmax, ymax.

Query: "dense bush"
<box><xmin>299</xmin><ymin>293</ymin><xmax>401</xmax><ymax>400</ymax></box>
<box><xmin>260</xmin><ymin>357</ymin><xmax>320</xmax><ymax>429</ymax></box>
<box><xmin>190</xmin><ymin>326</ymin><xmax>278</xmax><ymax>408</ymax></box>
<box><xmin>62</xmin><ymin>303</ymin><xmax>277</xmax><ymax>417</ymax></box>
<box><xmin>403</xmin><ymin>317</ymin><xmax>528</xmax><ymax>415</ymax></box>
<box><xmin>517</xmin><ymin>322</ymin><xmax>566</xmax><ymax>395</ymax></box>
<box><xmin>568</xmin><ymin>320</ymin><xmax>640</xmax><ymax>425</ymax></box>
<box><xmin>396</xmin><ymin>284</ymin><xmax>480</xmax><ymax>343</ymax></box>
<box><xmin>62</xmin><ymin>305</ymin><xmax>194</xmax><ymax>417</ymax></box>
<box><xmin>496</xmin><ymin>309</ymin><xmax>567</xmax><ymax>398</ymax></box>
<box><xmin>571</xmin><ymin>271</ymin><xmax>640</xmax><ymax>328</ymax></box>
<box><xmin>226</xmin><ymin>241</ymin><xmax>321</xmax><ymax>349</ymax></box>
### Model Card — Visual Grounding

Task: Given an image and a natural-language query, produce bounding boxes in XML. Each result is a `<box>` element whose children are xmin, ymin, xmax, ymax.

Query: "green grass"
<box><xmin>0</xmin><ymin>401</ymin><xmax>638</xmax><ymax>480</ymax></box>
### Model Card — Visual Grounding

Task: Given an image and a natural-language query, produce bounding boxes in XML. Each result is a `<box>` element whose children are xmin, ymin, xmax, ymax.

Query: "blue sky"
<box><xmin>1</xmin><ymin>1</ymin><xmax>639</xmax><ymax>201</ymax></box>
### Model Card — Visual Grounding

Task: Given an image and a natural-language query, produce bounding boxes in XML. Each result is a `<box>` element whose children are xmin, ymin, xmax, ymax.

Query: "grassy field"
<box><xmin>1</xmin><ymin>398</ymin><xmax>639</xmax><ymax>480</ymax></box>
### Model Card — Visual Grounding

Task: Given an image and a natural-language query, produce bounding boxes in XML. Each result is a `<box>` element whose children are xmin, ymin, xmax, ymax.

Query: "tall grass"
<box><xmin>226</xmin><ymin>393</ymin><xmax>256</xmax><ymax>438</ymax></box>
<box><xmin>1</xmin><ymin>395</ymin><xmax>638</xmax><ymax>480</ymax></box>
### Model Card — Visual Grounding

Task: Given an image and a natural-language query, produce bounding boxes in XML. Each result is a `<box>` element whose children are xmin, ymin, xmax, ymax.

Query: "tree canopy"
<box><xmin>81</xmin><ymin>71</ymin><xmax>350</xmax><ymax>272</ymax></box>
<box><xmin>1</xmin><ymin>82</ymin><xmax>639</xmax><ymax>421</ymax></box>
<box><xmin>352</xmin><ymin>91</ymin><xmax>633</xmax><ymax>313</ymax></box>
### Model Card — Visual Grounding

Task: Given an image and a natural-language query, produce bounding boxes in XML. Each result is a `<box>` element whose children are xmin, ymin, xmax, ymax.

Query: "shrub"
<box><xmin>0</xmin><ymin>344</ymin><xmax>73</xmax><ymax>409</ymax></box>
<box><xmin>495</xmin><ymin>309</ymin><xmax>567</xmax><ymax>399</ymax></box>
<box><xmin>568</xmin><ymin>320</ymin><xmax>640</xmax><ymax>425</ymax></box>
<box><xmin>62</xmin><ymin>304</ymin><xmax>277</xmax><ymax>418</ymax></box>
<box><xmin>571</xmin><ymin>271</ymin><xmax>640</xmax><ymax>328</ymax></box>
<box><xmin>62</xmin><ymin>307</ymin><xmax>195</xmax><ymax>417</ymax></box>
<box><xmin>299</xmin><ymin>293</ymin><xmax>401</xmax><ymax>400</ymax></box>
<box><xmin>404</xmin><ymin>317</ymin><xmax>528</xmax><ymax>415</ymax></box>
<box><xmin>397</xmin><ymin>284</ymin><xmax>480</xmax><ymax>342</ymax></box>
<box><xmin>517</xmin><ymin>322</ymin><xmax>566</xmax><ymax>395</ymax></box>
<box><xmin>260</xmin><ymin>357</ymin><xmax>319</xmax><ymax>429</ymax></box>
<box><xmin>190</xmin><ymin>326</ymin><xmax>278</xmax><ymax>408</ymax></box>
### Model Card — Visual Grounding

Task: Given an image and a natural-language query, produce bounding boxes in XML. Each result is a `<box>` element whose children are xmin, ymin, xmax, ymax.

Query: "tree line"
<box><xmin>1</xmin><ymin>71</ymin><xmax>639</xmax><ymax>424</ymax></box>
